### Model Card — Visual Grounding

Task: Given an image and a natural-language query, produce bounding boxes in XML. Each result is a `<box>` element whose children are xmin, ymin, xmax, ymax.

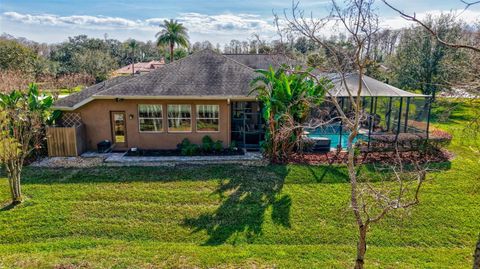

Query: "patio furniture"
<box><xmin>311</xmin><ymin>137</ymin><xmax>332</xmax><ymax>153</ymax></box>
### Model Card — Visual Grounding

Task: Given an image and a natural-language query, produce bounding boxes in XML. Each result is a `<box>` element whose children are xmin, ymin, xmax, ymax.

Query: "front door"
<box><xmin>111</xmin><ymin>111</ymin><xmax>127</xmax><ymax>149</ymax></box>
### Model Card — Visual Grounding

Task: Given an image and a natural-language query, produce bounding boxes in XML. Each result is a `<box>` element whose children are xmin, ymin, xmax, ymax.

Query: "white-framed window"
<box><xmin>138</xmin><ymin>104</ymin><xmax>163</xmax><ymax>132</ymax></box>
<box><xmin>168</xmin><ymin>104</ymin><xmax>192</xmax><ymax>132</ymax></box>
<box><xmin>196</xmin><ymin>105</ymin><xmax>220</xmax><ymax>132</ymax></box>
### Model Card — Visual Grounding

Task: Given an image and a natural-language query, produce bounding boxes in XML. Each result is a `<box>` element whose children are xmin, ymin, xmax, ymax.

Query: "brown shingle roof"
<box><xmin>53</xmin><ymin>50</ymin><xmax>425</xmax><ymax>110</ymax></box>
<box><xmin>223</xmin><ymin>54</ymin><xmax>300</xmax><ymax>70</ymax></box>
<box><xmin>54</xmin><ymin>49</ymin><xmax>261</xmax><ymax>109</ymax></box>
<box><xmin>54</xmin><ymin>75</ymin><xmax>136</xmax><ymax>108</ymax></box>
<box><xmin>98</xmin><ymin>49</ymin><xmax>258</xmax><ymax>98</ymax></box>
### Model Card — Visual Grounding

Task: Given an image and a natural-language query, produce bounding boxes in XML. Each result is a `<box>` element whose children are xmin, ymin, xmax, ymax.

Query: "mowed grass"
<box><xmin>0</xmin><ymin>100</ymin><xmax>479</xmax><ymax>268</ymax></box>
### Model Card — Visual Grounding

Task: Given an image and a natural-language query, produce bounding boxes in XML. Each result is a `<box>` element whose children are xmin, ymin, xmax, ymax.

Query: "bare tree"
<box><xmin>0</xmin><ymin>70</ymin><xmax>32</xmax><ymax>93</ymax></box>
<box><xmin>281</xmin><ymin>1</ymin><xmax>430</xmax><ymax>268</ymax></box>
<box><xmin>381</xmin><ymin>0</ymin><xmax>480</xmax><ymax>52</ymax></box>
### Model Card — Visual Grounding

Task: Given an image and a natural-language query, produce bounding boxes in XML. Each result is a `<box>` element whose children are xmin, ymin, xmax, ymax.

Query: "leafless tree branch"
<box><xmin>381</xmin><ymin>0</ymin><xmax>480</xmax><ymax>52</ymax></box>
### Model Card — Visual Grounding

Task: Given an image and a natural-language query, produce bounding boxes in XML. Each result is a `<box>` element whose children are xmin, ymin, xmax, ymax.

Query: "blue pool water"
<box><xmin>306</xmin><ymin>124</ymin><xmax>367</xmax><ymax>149</ymax></box>
<box><xmin>307</xmin><ymin>133</ymin><xmax>365</xmax><ymax>149</ymax></box>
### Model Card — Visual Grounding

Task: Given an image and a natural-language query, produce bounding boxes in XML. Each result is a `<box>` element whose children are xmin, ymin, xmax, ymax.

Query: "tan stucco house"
<box><xmin>49</xmin><ymin>49</ymin><xmax>430</xmax><ymax>157</ymax></box>
<box><xmin>52</xmin><ymin>49</ymin><xmax>288</xmax><ymax>154</ymax></box>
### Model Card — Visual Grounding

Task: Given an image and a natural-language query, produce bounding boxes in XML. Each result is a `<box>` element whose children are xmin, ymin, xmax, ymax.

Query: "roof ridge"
<box><xmin>217</xmin><ymin>51</ymin><xmax>257</xmax><ymax>72</ymax></box>
<box><xmin>94</xmin><ymin>75</ymin><xmax>136</xmax><ymax>96</ymax></box>
<box><xmin>95</xmin><ymin>49</ymin><xmax>257</xmax><ymax>97</ymax></box>
<box><xmin>96</xmin><ymin>52</ymin><xmax>200</xmax><ymax>95</ymax></box>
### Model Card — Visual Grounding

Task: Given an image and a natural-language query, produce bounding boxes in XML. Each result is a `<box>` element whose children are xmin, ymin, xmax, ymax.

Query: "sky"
<box><xmin>0</xmin><ymin>0</ymin><xmax>479</xmax><ymax>45</ymax></box>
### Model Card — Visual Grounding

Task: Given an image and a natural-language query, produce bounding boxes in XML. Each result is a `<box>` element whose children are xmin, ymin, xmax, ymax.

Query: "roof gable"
<box><xmin>97</xmin><ymin>49</ymin><xmax>258</xmax><ymax>97</ymax></box>
<box><xmin>54</xmin><ymin>75</ymin><xmax>135</xmax><ymax>108</ymax></box>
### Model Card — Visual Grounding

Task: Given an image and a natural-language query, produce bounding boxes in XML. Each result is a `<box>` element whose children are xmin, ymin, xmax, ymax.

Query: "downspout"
<box><xmin>227</xmin><ymin>98</ymin><xmax>231</xmax><ymax>146</ymax></box>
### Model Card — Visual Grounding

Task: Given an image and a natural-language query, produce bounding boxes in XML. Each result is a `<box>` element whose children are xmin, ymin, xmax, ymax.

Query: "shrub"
<box><xmin>428</xmin><ymin>129</ymin><xmax>452</xmax><ymax>149</ymax></box>
<box><xmin>177</xmin><ymin>138</ymin><xmax>191</xmax><ymax>150</ymax></box>
<box><xmin>181</xmin><ymin>144</ymin><xmax>199</xmax><ymax>156</ymax></box>
<box><xmin>213</xmin><ymin>140</ymin><xmax>223</xmax><ymax>152</ymax></box>
<box><xmin>366</xmin><ymin>130</ymin><xmax>452</xmax><ymax>153</ymax></box>
<box><xmin>201</xmin><ymin>135</ymin><xmax>214</xmax><ymax>152</ymax></box>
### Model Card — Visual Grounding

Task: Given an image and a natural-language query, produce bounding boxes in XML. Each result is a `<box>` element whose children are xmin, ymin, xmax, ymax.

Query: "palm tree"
<box><xmin>155</xmin><ymin>19</ymin><xmax>189</xmax><ymax>63</ymax></box>
<box><xmin>128</xmin><ymin>40</ymin><xmax>138</xmax><ymax>75</ymax></box>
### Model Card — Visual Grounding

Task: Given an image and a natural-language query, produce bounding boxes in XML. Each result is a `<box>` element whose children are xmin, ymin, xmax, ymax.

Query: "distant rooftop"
<box><xmin>113</xmin><ymin>60</ymin><xmax>165</xmax><ymax>76</ymax></box>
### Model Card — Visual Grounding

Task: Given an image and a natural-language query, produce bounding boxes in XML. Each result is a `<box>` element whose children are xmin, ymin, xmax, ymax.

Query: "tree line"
<box><xmin>1</xmin><ymin>13</ymin><xmax>479</xmax><ymax>98</ymax></box>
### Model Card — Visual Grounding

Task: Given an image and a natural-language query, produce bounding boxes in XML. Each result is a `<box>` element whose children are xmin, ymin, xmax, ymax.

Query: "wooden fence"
<box><xmin>46</xmin><ymin>124</ymin><xmax>86</xmax><ymax>157</ymax></box>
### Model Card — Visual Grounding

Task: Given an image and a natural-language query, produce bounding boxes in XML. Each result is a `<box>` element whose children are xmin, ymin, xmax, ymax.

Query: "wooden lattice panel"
<box><xmin>61</xmin><ymin>112</ymin><xmax>82</xmax><ymax>127</ymax></box>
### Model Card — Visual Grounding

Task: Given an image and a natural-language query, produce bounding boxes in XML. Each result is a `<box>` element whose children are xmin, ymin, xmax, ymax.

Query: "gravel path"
<box><xmin>30</xmin><ymin>157</ymin><xmax>106</xmax><ymax>168</ymax></box>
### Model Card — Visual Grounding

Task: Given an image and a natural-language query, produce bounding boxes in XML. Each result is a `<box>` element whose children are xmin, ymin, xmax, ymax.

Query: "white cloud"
<box><xmin>178</xmin><ymin>13</ymin><xmax>276</xmax><ymax>34</ymax></box>
<box><xmin>4</xmin><ymin>8</ymin><xmax>477</xmax><ymax>44</ymax></box>
<box><xmin>2</xmin><ymin>11</ymin><xmax>276</xmax><ymax>35</ymax></box>
<box><xmin>3</xmin><ymin>12</ymin><xmax>142</xmax><ymax>29</ymax></box>
<box><xmin>381</xmin><ymin>9</ymin><xmax>480</xmax><ymax>29</ymax></box>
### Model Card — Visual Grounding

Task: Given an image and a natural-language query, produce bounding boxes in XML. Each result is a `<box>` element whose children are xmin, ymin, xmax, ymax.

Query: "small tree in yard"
<box><xmin>250</xmin><ymin>66</ymin><xmax>331</xmax><ymax>163</ymax></box>
<box><xmin>281</xmin><ymin>1</ymin><xmax>431</xmax><ymax>268</ymax></box>
<box><xmin>0</xmin><ymin>83</ymin><xmax>57</xmax><ymax>205</ymax></box>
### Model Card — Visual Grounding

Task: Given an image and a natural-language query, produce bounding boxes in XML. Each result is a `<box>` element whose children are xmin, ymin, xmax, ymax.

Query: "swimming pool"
<box><xmin>307</xmin><ymin>133</ymin><xmax>366</xmax><ymax>149</ymax></box>
<box><xmin>306</xmin><ymin>124</ymin><xmax>367</xmax><ymax>149</ymax></box>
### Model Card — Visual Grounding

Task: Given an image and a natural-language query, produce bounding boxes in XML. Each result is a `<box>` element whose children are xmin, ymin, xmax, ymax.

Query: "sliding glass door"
<box><xmin>231</xmin><ymin>102</ymin><xmax>264</xmax><ymax>150</ymax></box>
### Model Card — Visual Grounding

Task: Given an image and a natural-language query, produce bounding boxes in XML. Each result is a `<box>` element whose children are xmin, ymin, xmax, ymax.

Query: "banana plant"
<box><xmin>0</xmin><ymin>83</ymin><xmax>62</xmax><ymax>204</ymax></box>
<box><xmin>0</xmin><ymin>83</ymin><xmax>61</xmax><ymax>126</ymax></box>
<box><xmin>250</xmin><ymin>65</ymin><xmax>332</xmax><ymax>162</ymax></box>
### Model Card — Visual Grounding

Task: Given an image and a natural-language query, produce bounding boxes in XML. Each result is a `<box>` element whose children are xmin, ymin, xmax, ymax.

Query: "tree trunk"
<box><xmin>355</xmin><ymin>225</ymin><xmax>368</xmax><ymax>269</ymax></box>
<box><xmin>132</xmin><ymin>53</ymin><xmax>135</xmax><ymax>75</ymax></box>
<box><xmin>474</xmin><ymin>234</ymin><xmax>480</xmax><ymax>269</ymax></box>
<box><xmin>170</xmin><ymin>42</ymin><xmax>174</xmax><ymax>63</ymax></box>
<box><xmin>8</xmin><ymin>163</ymin><xmax>22</xmax><ymax>204</ymax></box>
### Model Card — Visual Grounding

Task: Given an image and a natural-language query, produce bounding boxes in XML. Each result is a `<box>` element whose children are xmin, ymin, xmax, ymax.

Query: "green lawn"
<box><xmin>0</xmin><ymin>100</ymin><xmax>479</xmax><ymax>268</ymax></box>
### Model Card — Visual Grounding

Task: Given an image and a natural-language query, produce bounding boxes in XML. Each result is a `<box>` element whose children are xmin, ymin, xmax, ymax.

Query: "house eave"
<box><xmin>53</xmin><ymin>95</ymin><xmax>257</xmax><ymax>111</ymax></box>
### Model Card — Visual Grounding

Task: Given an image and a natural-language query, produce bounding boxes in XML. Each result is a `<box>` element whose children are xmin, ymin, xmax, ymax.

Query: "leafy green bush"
<box><xmin>177</xmin><ymin>138</ymin><xmax>191</xmax><ymax>150</ymax></box>
<box><xmin>181</xmin><ymin>144</ymin><xmax>199</xmax><ymax>156</ymax></box>
<box><xmin>177</xmin><ymin>138</ymin><xmax>199</xmax><ymax>155</ymax></box>
<box><xmin>213</xmin><ymin>140</ymin><xmax>223</xmax><ymax>152</ymax></box>
<box><xmin>201</xmin><ymin>135</ymin><xmax>214</xmax><ymax>152</ymax></box>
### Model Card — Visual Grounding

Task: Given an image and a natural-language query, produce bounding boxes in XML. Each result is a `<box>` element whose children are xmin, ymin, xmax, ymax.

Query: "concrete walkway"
<box><xmin>30</xmin><ymin>152</ymin><xmax>266</xmax><ymax>168</ymax></box>
<box><xmin>104</xmin><ymin>152</ymin><xmax>266</xmax><ymax>166</ymax></box>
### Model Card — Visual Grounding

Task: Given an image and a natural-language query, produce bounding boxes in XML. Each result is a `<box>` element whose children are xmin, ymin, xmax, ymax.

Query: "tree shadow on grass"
<box><xmin>307</xmin><ymin>165</ymin><xmax>349</xmax><ymax>183</ymax></box>
<box><xmin>1</xmin><ymin>201</ymin><xmax>20</xmax><ymax>211</ymax></box>
<box><xmin>182</xmin><ymin>166</ymin><xmax>292</xmax><ymax>245</ymax></box>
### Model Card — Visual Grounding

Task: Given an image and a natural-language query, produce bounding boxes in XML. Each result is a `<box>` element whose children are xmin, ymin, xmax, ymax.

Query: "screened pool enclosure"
<box><xmin>306</xmin><ymin>74</ymin><xmax>432</xmax><ymax>150</ymax></box>
<box><xmin>231</xmin><ymin>74</ymin><xmax>432</xmax><ymax>152</ymax></box>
